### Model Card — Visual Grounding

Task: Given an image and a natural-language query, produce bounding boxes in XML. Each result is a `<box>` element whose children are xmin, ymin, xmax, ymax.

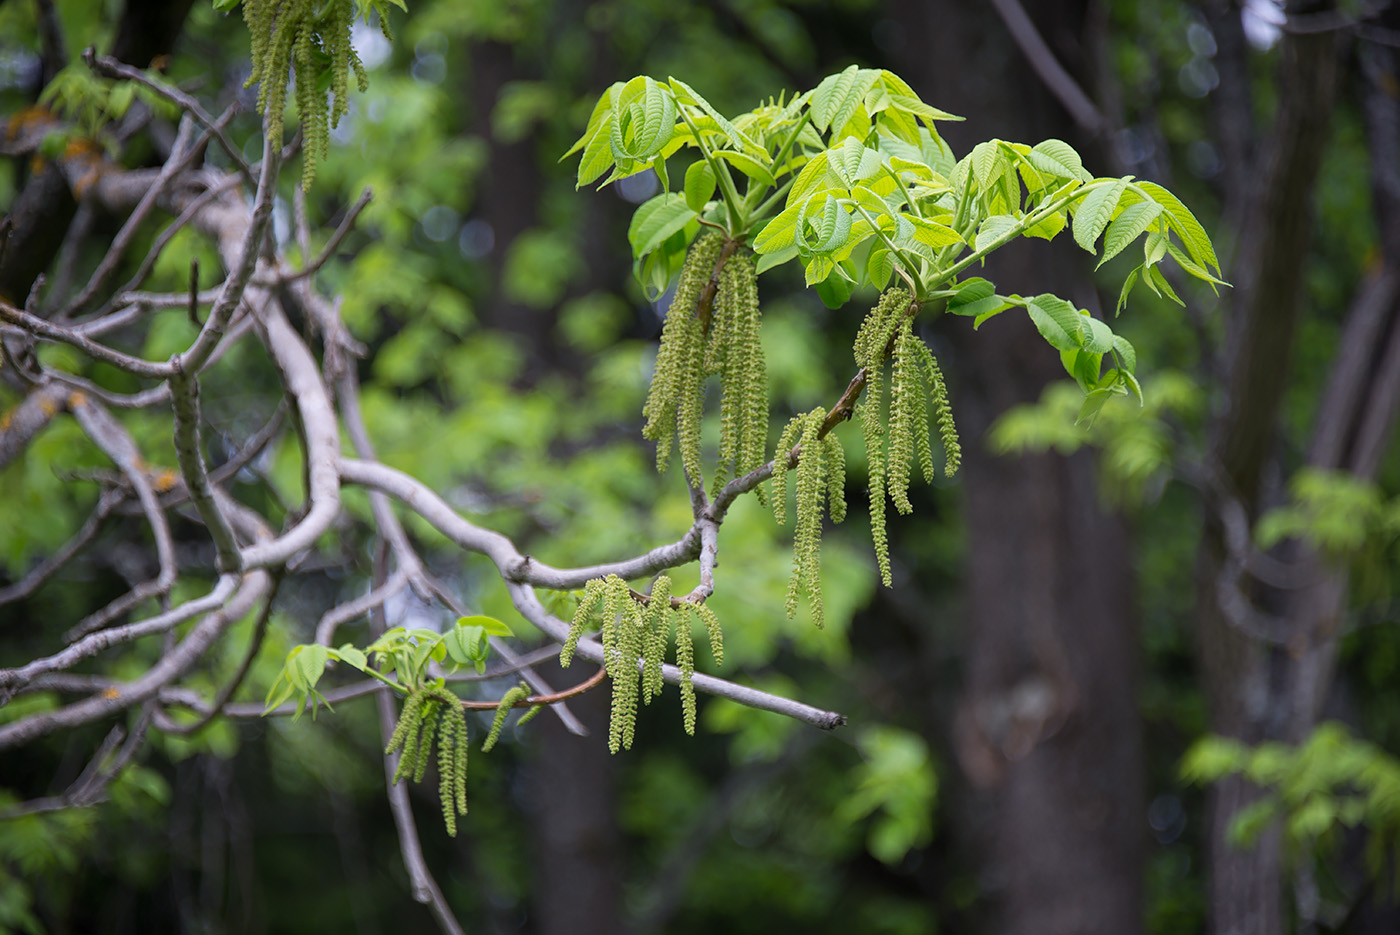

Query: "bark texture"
<box><xmin>889</xmin><ymin>2</ymin><xmax>1144</xmax><ymax>932</ymax></box>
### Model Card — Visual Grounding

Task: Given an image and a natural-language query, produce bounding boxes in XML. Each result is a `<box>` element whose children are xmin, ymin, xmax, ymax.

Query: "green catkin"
<box><xmin>385</xmin><ymin>685</ymin><xmax>468</xmax><ymax>836</ymax></box>
<box><xmin>711</xmin><ymin>252</ymin><xmax>768</xmax><ymax>497</ymax></box>
<box><xmin>561</xmin><ymin>578</ymin><xmax>606</xmax><ymax>668</ymax></box>
<box><xmin>412</xmin><ymin>699</ymin><xmax>441</xmax><ymax>783</ymax></box>
<box><xmin>823</xmin><ymin>434</ymin><xmax>847</xmax><ymax>524</ymax></box>
<box><xmin>241</xmin><ymin>0</ymin><xmax>373</xmax><ymax>190</ymax></box>
<box><xmin>917</xmin><ymin>344</ymin><xmax>962</xmax><ymax>477</ymax></box>
<box><xmin>770</xmin><ymin>415</ymin><xmax>804</xmax><ymax>526</ymax></box>
<box><xmin>516</xmin><ymin>704</ymin><xmax>544</xmax><ymax>728</ymax></box>
<box><xmin>608</xmin><ymin>593</ymin><xmax>644</xmax><ymax>753</ymax></box>
<box><xmin>387</xmin><ymin>691</ymin><xmax>425</xmax><ymax>784</ymax></box>
<box><xmin>482</xmin><ymin>684</ymin><xmax>529</xmax><ymax>752</ymax></box>
<box><xmin>569</xmin><ymin>575</ymin><xmax>724</xmax><ymax>751</ymax></box>
<box><xmin>674</xmin><ymin>323</ymin><xmax>707</xmax><ymax>486</ymax></box>
<box><xmin>857</xmin><ymin>375</ymin><xmax>892</xmax><ymax>588</ymax></box>
<box><xmin>787</xmin><ymin>407</ymin><xmax>828</xmax><ymax>626</ymax></box>
<box><xmin>697</xmin><ymin>601</ymin><xmax>724</xmax><ymax>667</ymax></box>
<box><xmin>643</xmin><ymin>576</ymin><xmax>672</xmax><ymax>704</ymax></box>
<box><xmin>852</xmin><ymin>288</ymin><xmax>913</xmax><ymax>588</ymax></box>
<box><xmin>642</xmin><ymin>234</ymin><xmax>722</xmax><ymax>475</ymax></box>
<box><xmin>888</xmin><ymin>323</ymin><xmax>919</xmax><ymax>515</ymax></box>
<box><xmin>675</xmin><ymin>603</ymin><xmax>697</xmax><ymax>735</ymax></box>
<box><xmin>600</xmin><ymin>574</ymin><xmax>625</xmax><ymax>672</ymax></box>
<box><xmin>432</xmin><ymin>689</ymin><xmax>468</xmax><ymax>837</ymax></box>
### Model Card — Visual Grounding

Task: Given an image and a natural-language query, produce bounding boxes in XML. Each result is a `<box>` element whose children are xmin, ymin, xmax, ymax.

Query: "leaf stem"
<box><xmin>846</xmin><ymin>201</ymin><xmax>925</xmax><ymax>297</ymax></box>
<box><xmin>678</xmin><ymin>107</ymin><xmax>744</xmax><ymax>233</ymax></box>
<box><xmin>931</xmin><ymin>178</ymin><xmax>1109</xmax><ymax>287</ymax></box>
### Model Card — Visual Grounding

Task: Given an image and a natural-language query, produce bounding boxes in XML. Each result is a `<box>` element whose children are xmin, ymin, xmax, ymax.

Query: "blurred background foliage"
<box><xmin>1</xmin><ymin>0</ymin><xmax>1398</xmax><ymax>932</ymax></box>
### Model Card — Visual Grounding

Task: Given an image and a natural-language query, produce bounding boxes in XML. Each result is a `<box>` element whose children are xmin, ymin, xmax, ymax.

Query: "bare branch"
<box><xmin>2</xmin><ymin>575</ymin><xmax>240</xmax><ymax>691</ymax></box>
<box><xmin>157</xmin><ymin>575</ymin><xmax>280</xmax><ymax>735</ymax></box>
<box><xmin>84</xmin><ymin>49</ymin><xmax>257</xmax><ymax>191</ymax></box>
<box><xmin>315</xmin><ymin>567</ymin><xmax>410</xmax><ymax>646</ymax></box>
<box><xmin>65</xmin><ymin>394</ymin><xmax>178</xmax><ymax>637</ymax></box>
<box><xmin>60</xmin><ymin>114</ymin><xmax>210</xmax><ymax>315</ymax></box>
<box><xmin>0</xmin><ymin>570</ymin><xmax>273</xmax><ymax>751</ymax></box>
<box><xmin>337</xmin><ymin>459</ymin><xmax>848</xmax><ymax>730</ymax></box>
<box><xmin>988</xmin><ymin>0</ymin><xmax>1110</xmax><ymax>136</ymax></box>
<box><xmin>0</xmin><ymin>488</ymin><xmax>123</xmax><ymax>608</ymax></box>
<box><xmin>169</xmin><ymin>367</ymin><xmax>243</xmax><ymax>573</ymax></box>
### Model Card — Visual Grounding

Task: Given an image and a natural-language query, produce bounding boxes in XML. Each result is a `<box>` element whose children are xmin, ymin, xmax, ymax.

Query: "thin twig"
<box><xmin>84</xmin><ymin>49</ymin><xmax>256</xmax><ymax>190</ymax></box>
<box><xmin>258</xmin><ymin>187</ymin><xmax>373</xmax><ymax>285</ymax></box>
<box><xmin>369</xmin><ymin>546</ymin><xmax>466</xmax><ymax>935</ymax></box>
<box><xmin>64</xmin><ymin>395</ymin><xmax>178</xmax><ymax>638</ymax></box>
<box><xmin>60</xmin><ymin>114</ymin><xmax>212</xmax><ymax>315</ymax></box>
<box><xmin>3</xmin><ymin>576</ymin><xmax>240</xmax><ymax>691</ymax></box>
<box><xmin>0</xmin><ymin>489</ymin><xmax>124</xmax><ymax>608</ymax></box>
<box><xmin>988</xmin><ymin>0</ymin><xmax>1110</xmax><ymax>136</ymax></box>
<box><xmin>159</xmin><ymin>575</ymin><xmax>281</xmax><ymax>735</ymax></box>
<box><xmin>458</xmin><ymin>664</ymin><xmax>606</xmax><ymax>710</ymax></box>
<box><xmin>337</xmin><ymin>459</ymin><xmax>848</xmax><ymax>730</ymax></box>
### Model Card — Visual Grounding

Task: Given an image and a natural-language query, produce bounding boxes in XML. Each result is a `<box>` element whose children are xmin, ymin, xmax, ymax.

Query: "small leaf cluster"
<box><xmin>563</xmin><ymin>575</ymin><xmax>723</xmax><ymax>751</ymax></box>
<box><xmin>641</xmin><ymin>234</ymin><xmax>768</xmax><ymax>493</ymax></box>
<box><xmin>384</xmin><ymin>683</ymin><xmax>469</xmax><ymax>836</ymax></box>
<box><xmin>851</xmin><ymin>287</ymin><xmax>960</xmax><ymax>586</ymax></box>
<box><xmin>770</xmin><ymin>406</ymin><xmax>846</xmax><ymax>626</ymax></box>
<box><xmin>240</xmin><ymin>0</ymin><xmax>402</xmax><ymax>189</ymax></box>
<box><xmin>1182</xmin><ymin>722</ymin><xmax>1400</xmax><ymax>885</ymax></box>
<box><xmin>1256</xmin><ymin>468</ymin><xmax>1400</xmax><ymax>559</ymax></box>
<box><xmin>263</xmin><ymin>616</ymin><xmax>511</xmax><ymax>715</ymax></box>
<box><xmin>37</xmin><ymin>64</ymin><xmax>160</xmax><ymax>141</ymax></box>
<box><xmin>262</xmin><ymin>615</ymin><xmax>513</xmax><ymax>835</ymax></box>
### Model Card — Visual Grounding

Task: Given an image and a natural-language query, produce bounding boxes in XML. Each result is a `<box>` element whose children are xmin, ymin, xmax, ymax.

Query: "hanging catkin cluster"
<box><xmin>853</xmin><ymin>287</ymin><xmax>961</xmax><ymax>587</ymax></box>
<box><xmin>770</xmin><ymin>407</ymin><xmax>847</xmax><ymax>627</ymax></box>
<box><xmin>642</xmin><ymin>235</ymin><xmax>769</xmax><ymax>493</ymax></box>
<box><xmin>241</xmin><ymin>0</ymin><xmax>379</xmax><ymax>189</ymax></box>
<box><xmin>562</xmin><ymin>575</ymin><xmax>724</xmax><ymax>751</ymax></box>
<box><xmin>384</xmin><ymin>683</ymin><xmax>469</xmax><ymax>836</ymax></box>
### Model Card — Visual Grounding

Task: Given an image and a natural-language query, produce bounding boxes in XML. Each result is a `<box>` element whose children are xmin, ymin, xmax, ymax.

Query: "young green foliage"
<box><xmin>561</xmin><ymin>574</ymin><xmax>717</xmax><ymax>749</ymax></box>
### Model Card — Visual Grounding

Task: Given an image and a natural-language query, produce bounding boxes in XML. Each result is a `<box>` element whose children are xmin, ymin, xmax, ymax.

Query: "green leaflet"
<box><xmin>668</xmin><ymin>75</ymin><xmax>761</xmax><ymax>156</ymax></box>
<box><xmin>576</xmin><ymin>112</ymin><xmax>617</xmax><ymax>188</ymax></box>
<box><xmin>1097</xmin><ymin>201</ymin><xmax>1164</xmax><ymax>268</ymax></box>
<box><xmin>710</xmin><ymin>148</ymin><xmax>776</xmax><ymax>188</ymax></box>
<box><xmin>1072</xmin><ymin>176</ymin><xmax>1130</xmax><ymax>254</ymax></box>
<box><xmin>684</xmin><ymin>158</ymin><xmax>717</xmax><ymax>212</ymax></box>
<box><xmin>974</xmin><ymin>214</ymin><xmax>1018</xmax><ymax>253</ymax></box>
<box><xmin>905</xmin><ymin>214</ymin><xmax>962</xmax><ymax>249</ymax></box>
<box><xmin>609</xmin><ymin>76</ymin><xmax>676</xmax><ymax>164</ymax></box>
<box><xmin>753</xmin><ymin>200</ymin><xmax>804</xmax><ymax>254</ymax></box>
<box><xmin>1026</xmin><ymin>294</ymin><xmax>1084</xmax><ymax>351</ymax></box>
<box><xmin>1137</xmin><ymin>180</ymin><xmax>1221</xmax><ymax>277</ymax></box>
<box><xmin>1028</xmin><ymin>139</ymin><xmax>1093</xmax><ymax>183</ymax></box>
<box><xmin>628</xmin><ymin>193</ymin><xmax>698</xmax><ymax>259</ymax></box>
<box><xmin>810</xmin><ymin>65</ymin><xmax>882</xmax><ymax>133</ymax></box>
<box><xmin>1080</xmin><ymin>314</ymin><xmax>1116</xmax><ymax>354</ymax></box>
<box><xmin>830</xmin><ymin>137</ymin><xmax>884</xmax><ymax>185</ymax></box>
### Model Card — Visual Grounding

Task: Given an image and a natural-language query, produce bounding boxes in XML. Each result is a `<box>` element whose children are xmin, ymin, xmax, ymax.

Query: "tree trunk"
<box><xmin>888</xmin><ymin>3</ymin><xmax>1145</xmax><ymax>932</ymax></box>
<box><xmin>1194</xmin><ymin>7</ymin><xmax>1343</xmax><ymax>931</ymax></box>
